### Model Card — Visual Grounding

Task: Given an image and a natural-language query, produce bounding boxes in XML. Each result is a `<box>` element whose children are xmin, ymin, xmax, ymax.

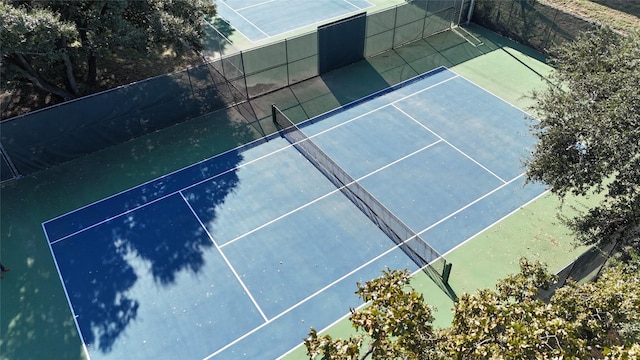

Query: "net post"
<box><xmin>442</xmin><ymin>262</ymin><xmax>452</xmax><ymax>284</ymax></box>
<box><xmin>271</xmin><ymin>104</ymin><xmax>279</xmax><ymax>130</ymax></box>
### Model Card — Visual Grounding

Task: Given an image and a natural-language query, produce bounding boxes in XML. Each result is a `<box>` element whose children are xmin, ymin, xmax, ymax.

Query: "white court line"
<box><xmin>451</xmin><ymin>69</ymin><xmax>539</xmax><ymax>120</ymax></box>
<box><xmin>203</xmin><ymin>18</ymin><xmax>238</xmax><ymax>48</ymax></box>
<box><xmin>45</xmin><ymin>73</ymin><xmax>459</xmax><ymax>244</ymax></box>
<box><xmin>202</xmin><ymin>223</ymin><xmax>417</xmax><ymax>360</ymax></box>
<box><xmin>41</xmin><ymin>224</ymin><xmax>92</xmax><ymax>360</ymax></box>
<box><xmin>205</xmin><ymin>17</ymin><xmax>257</xmax><ymax>46</ymax></box>
<box><xmin>179</xmin><ymin>192</ymin><xmax>269</xmax><ymax>322</ymax></box>
<box><xmin>236</xmin><ymin>0</ymin><xmax>277</xmax><ymax>11</ymax></box>
<box><xmin>46</xmin><ymin>143</ymin><xmax>295</xmax><ymax>245</ymax></box>
<box><xmin>417</xmin><ymin>173</ymin><xmax>526</xmax><ymax>238</ymax></box>
<box><xmin>278</xmin><ymin>183</ymin><xmax>548</xmax><ymax>359</ymax></box>
<box><xmin>215</xmin><ymin>0</ymin><xmax>374</xmax><ymax>43</ymax></box>
<box><xmin>340</xmin><ymin>0</ymin><xmax>368</xmax><ymax>10</ymax></box>
<box><xmin>393</xmin><ymin>104</ymin><xmax>508</xmax><ymax>183</ymax></box>
<box><xmin>219</xmin><ymin>139</ymin><xmax>443</xmax><ymax>248</ymax></box>
<box><xmin>48</xmin><ymin>194</ymin><xmax>178</xmax><ymax>246</ymax></box>
<box><xmin>441</xmin><ymin>190</ymin><xmax>550</xmax><ymax>258</ymax></box>
<box><xmin>301</xmin><ymin>75</ymin><xmax>460</xmax><ymax>142</ymax></box>
<box><xmin>219</xmin><ymin>186</ymin><xmax>343</xmax><ymax>248</ymax></box>
<box><xmin>213</xmin><ymin>0</ymin><xmax>270</xmax><ymax>38</ymax></box>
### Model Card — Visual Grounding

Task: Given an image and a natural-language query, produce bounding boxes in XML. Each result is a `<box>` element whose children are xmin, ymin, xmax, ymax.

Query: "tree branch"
<box><xmin>7</xmin><ymin>54</ymin><xmax>74</xmax><ymax>101</ymax></box>
<box><xmin>59</xmin><ymin>38</ymin><xmax>79</xmax><ymax>96</ymax></box>
<box><xmin>9</xmin><ymin>53</ymin><xmax>39</xmax><ymax>79</ymax></box>
<box><xmin>358</xmin><ymin>344</ymin><xmax>375</xmax><ymax>360</ymax></box>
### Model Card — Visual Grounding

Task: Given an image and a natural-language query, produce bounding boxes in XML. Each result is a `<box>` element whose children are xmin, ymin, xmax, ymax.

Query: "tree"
<box><xmin>305</xmin><ymin>258</ymin><xmax>640</xmax><ymax>359</ymax></box>
<box><xmin>526</xmin><ymin>27</ymin><xmax>640</xmax><ymax>251</ymax></box>
<box><xmin>438</xmin><ymin>259</ymin><xmax>583</xmax><ymax>359</ymax></box>
<box><xmin>0</xmin><ymin>2</ymin><xmax>79</xmax><ymax>99</ymax></box>
<box><xmin>0</xmin><ymin>0</ymin><xmax>216</xmax><ymax>101</ymax></box>
<box><xmin>305</xmin><ymin>268</ymin><xmax>438</xmax><ymax>360</ymax></box>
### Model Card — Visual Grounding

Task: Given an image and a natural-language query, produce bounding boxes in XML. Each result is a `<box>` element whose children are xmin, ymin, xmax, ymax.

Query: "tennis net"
<box><xmin>272</xmin><ymin>104</ymin><xmax>451</xmax><ymax>285</ymax></box>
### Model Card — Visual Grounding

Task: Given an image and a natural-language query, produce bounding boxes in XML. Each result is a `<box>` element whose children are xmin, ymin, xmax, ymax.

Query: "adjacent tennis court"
<box><xmin>213</xmin><ymin>0</ymin><xmax>373</xmax><ymax>41</ymax></box>
<box><xmin>42</xmin><ymin>67</ymin><xmax>546</xmax><ymax>360</ymax></box>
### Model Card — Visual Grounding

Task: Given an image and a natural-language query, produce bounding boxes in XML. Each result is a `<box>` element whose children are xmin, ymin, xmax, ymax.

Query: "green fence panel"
<box><xmin>242</xmin><ymin>42</ymin><xmax>287</xmax><ymax>75</ymax></box>
<box><xmin>0</xmin><ymin>65</ymin><xmax>227</xmax><ymax>175</ymax></box>
<box><xmin>286</xmin><ymin>32</ymin><xmax>319</xmax><ymax>85</ymax></box>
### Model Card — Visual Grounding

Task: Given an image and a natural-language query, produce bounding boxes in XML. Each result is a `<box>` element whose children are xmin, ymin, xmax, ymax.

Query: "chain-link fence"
<box><xmin>472</xmin><ymin>0</ymin><xmax>597</xmax><ymax>55</ymax></box>
<box><xmin>241</xmin><ymin>0</ymin><xmax>470</xmax><ymax>99</ymax></box>
<box><xmin>537</xmin><ymin>241</ymin><xmax>617</xmax><ymax>301</ymax></box>
<box><xmin>0</xmin><ymin>59</ymin><xmax>245</xmax><ymax>179</ymax></box>
<box><xmin>0</xmin><ymin>0</ymin><xmax>471</xmax><ymax>182</ymax></box>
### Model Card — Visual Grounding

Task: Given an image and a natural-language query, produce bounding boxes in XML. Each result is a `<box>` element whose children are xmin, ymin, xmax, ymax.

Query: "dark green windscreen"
<box><xmin>318</xmin><ymin>13</ymin><xmax>366</xmax><ymax>74</ymax></box>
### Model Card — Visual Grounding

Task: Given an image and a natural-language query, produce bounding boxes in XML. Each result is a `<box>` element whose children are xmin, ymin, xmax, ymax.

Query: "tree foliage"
<box><xmin>439</xmin><ymin>259</ymin><xmax>581</xmax><ymax>359</ymax></box>
<box><xmin>305</xmin><ymin>258</ymin><xmax>640</xmax><ymax>359</ymax></box>
<box><xmin>305</xmin><ymin>269</ymin><xmax>438</xmax><ymax>360</ymax></box>
<box><xmin>306</xmin><ymin>27</ymin><xmax>640</xmax><ymax>360</ymax></box>
<box><xmin>526</xmin><ymin>27</ymin><xmax>640</xmax><ymax>250</ymax></box>
<box><xmin>0</xmin><ymin>0</ymin><xmax>215</xmax><ymax>101</ymax></box>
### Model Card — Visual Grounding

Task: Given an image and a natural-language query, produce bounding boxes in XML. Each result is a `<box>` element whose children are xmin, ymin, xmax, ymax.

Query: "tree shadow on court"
<box><xmin>56</xmin><ymin>145</ymin><xmax>248</xmax><ymax>354</ymax></box>
<box><xmin>0</xmin><ymin>82</ymin><xmax>266</xmax><ymax>357</ymax></box>
<box><xmin>0</xmin><ymin>93</ymin><xmax>266</xmax><ymax>360</ymax></box>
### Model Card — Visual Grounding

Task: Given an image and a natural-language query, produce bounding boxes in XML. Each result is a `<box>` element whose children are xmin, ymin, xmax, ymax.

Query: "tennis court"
<box><xmin>213</xmin><ymin>0</ymin><xmax>373</xmax><ymax>42</ymax></box>
<box><xmin>42</xmin><ymin>67</ymin><xmax>546</xmax><ymax>360</ymax></box>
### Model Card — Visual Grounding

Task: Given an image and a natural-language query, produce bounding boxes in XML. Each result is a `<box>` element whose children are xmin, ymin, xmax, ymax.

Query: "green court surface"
<box><xmin>0</xmin><ymin>24</ymin><xmax>590</xmax><ymax>360</ymax></box>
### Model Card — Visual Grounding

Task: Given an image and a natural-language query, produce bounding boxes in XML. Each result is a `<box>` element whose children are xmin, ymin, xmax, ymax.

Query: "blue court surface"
<box><xmin>43</xmin><ymin>67</ymin><xmax>546</xmax><ymax>360</ymax></box>
<box><xmin>213</xmin><ymin>0</ymin><xmax>373</xmax><ymax>41</ymax></box>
